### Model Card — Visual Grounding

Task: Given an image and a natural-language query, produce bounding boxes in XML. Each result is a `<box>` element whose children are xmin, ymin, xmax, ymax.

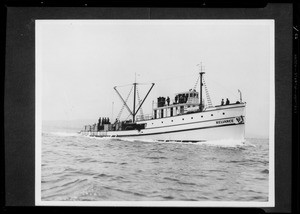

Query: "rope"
<box><xmin>193</xmin><ymin>75</ymin><xmax>200</xmax><ymax>91</ymax></box>
<box><xmin>208</xmin><ymin>78</ymin><xmax>237</xmax><ymax>98</ymax></box>
<box><xmin>136</xmin><ymin>86</ymin><xmax>144</xmax><ymax>119</ymax></box>
<box><xmin>142</xmin><ymin>73</ymin><xmax>195</xmax><ymax>85</ymax></box>
<box><xmin>116</xmin><ymin>86</ymin><xmax>133</xmax><ymax>120</ymax></box>
<box><xmin>125</xmin><ymin>113</ymin><xmax>132</xmax><ymax>121</ymax></box>
<box><xmin>203</xmin><ymin>77</ymin><xmax>213</xmax><ymax>107</ymax></box>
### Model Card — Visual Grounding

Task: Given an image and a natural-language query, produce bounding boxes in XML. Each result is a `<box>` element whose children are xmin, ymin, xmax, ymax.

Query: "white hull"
<box><xmin>81</xmin><ymin>103</ymin><xmax>246</xmax><ymax>142</ymax></box>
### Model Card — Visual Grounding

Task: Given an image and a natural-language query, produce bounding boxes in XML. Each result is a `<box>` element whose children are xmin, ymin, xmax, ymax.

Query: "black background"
<box><xmin>3</xmin><ymin>1</ymin><xmax>297</xmax><ymax>213</ymax></box>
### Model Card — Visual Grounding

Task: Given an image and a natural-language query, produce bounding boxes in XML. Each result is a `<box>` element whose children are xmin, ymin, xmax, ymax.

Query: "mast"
<box><xmin>114</xmin><ymin>73</ymin><xmax>154</xmax><ymax>123</ymax></box>
<box><xmin>133</xmin><ymin>82</ymin><xmax>137</xmax><ymax>122</ymax></box>
<box><xmin>132</xmin><ymin>73</ymin><xmax>137</xmax><ymax>122</ymax></box>
<box><xmin>198</xmin><ymin>63</ymin><xmax>205</xmax><ymax>111</ymax></box>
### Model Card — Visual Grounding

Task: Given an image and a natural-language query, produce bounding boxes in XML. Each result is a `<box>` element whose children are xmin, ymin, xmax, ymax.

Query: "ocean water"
<box><xmin>41</xmin><ymin>131</ymin><xmax>269</xmax><ymax>202</ymax></box>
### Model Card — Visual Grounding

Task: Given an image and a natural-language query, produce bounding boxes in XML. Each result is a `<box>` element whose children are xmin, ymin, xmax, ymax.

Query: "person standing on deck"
<box><xmin>226</xmin><ymin>98</ymin><xmax>230</xmax><ymax>105</ymax></box>
<box><xmin>175</xmin><ymin>95</ymin><xmax>178</xmax><ymax>103</ymax></box>
<box><xmin>166</xmin><ymin>96</ymin><xmax>170</xmax><ymax>106</ymax></box>
<box><xmin>97</xmin><ymin>117</ymin><xmax>101</xmax><ymax>131</ymax></box>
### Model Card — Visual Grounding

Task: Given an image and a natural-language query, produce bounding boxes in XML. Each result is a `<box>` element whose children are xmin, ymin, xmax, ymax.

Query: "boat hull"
<box><xmin>81</xmin><ymin>103</ymin><xmax>246</xmax><ymax>142</ymax></box>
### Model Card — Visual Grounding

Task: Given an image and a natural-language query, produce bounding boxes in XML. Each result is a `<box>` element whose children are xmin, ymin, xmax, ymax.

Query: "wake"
<box><xmin>46</xmin><ymin>132</ymin><xmax>81</xmax><ymax>137</ymax></box>
<box><xmin>89</xmin><ymin>135</ymin><xmax>255</xmax><ymax>148</ymax></box>
<box><xmin>195</xmin><ymin>139</ymin><xmax>256</xmax><ymax>148</ymax></box>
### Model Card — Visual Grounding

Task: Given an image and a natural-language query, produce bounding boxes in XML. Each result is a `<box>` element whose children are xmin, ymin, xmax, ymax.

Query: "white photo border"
<box><xmin>35</xmin><ymin>19</ymin><xmax>275</xmax><ymax>207</ymax></box>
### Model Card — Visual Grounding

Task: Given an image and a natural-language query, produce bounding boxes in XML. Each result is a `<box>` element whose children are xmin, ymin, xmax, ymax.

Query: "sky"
<box><xmin>36</xmin><ymin>20</ymin><xmax>274</xmax><ymax>138</ymax></box>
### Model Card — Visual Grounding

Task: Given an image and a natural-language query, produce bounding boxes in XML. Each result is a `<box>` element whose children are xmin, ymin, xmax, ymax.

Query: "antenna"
<box><xmin>197</xmin><ymin>62</ymin><xmax>205</xmax><ymax>73</ymax></box>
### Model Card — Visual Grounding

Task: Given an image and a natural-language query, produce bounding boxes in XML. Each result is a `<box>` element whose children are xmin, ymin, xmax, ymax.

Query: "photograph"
<box><xmin>35</xmin><ymin>19</ymin><xmax>275</xmax><ymax>206</ymax></box>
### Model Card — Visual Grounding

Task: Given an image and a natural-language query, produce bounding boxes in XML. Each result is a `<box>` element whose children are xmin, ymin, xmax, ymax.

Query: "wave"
<box><xmin>46</xmin><ymin>132</ymin><xmax>81</xmax><ymax>137</ymax></box>
<box><xmin>194</xmin><ymin>139</ymin><xmax>255</xmax><ymax>148</ymax></box>
<box><xmin>125</xmin><ymin>138</ymin><xmax>253</xmax><ymax>149</ymax></box>
<box><xmin>115</xmin><ymin>138</ymin><xmax>159</xmax><ymax>143</ymax></box>
<box><xmin>84</xmin><ymin>133</ymin><xmax>254</xmax><ymax>149</ymax></box>
<box><xmin>148</xmin><ymin>139</ymin><xmax>254</xmax><ymax>149</ymax></box>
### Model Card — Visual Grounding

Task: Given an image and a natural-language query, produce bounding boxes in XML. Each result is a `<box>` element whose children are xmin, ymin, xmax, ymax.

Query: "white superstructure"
<box><xmin>82</xmin><ymin>103</ymin><xmax>245</xmax><ymax>142</ymax></box>
<box><xmin>81</xmin><ymin>66</ymin><xmax>246</xmax><ymax>143</ymax></box>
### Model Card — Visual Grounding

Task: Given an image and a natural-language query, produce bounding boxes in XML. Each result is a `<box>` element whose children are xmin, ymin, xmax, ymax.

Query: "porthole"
<box><xmin>171</xmin><ymin>120</ymin><xmax>173</xmax><ymax>122</ymax></box>
<box><xmin>182</xmin><ymin>118</ymin><xmax>184</xmax><ymax>120</ymax></box>
<box><xmin>201</xmin><ymin>115</ymin><xmax>203</xmax><ymax>118</ymax></box>
<box><xmin>211</xmin><ymin>114</ymin><xmax>213</xmax><ymax>116</ymax></box>
<box><xmin>223</xmin><ymin>112</ymin><xmax>225</xmax><ymax>115</ymax></box>
<box><xmin>191</xmin><ymin>117</ymin><xmax>193</xmax><ymax>119</ymax></box>
<box><xmin>161</xmin><ymin>121</ymin><xmax>163</xmax><ymax>123</ymax></box>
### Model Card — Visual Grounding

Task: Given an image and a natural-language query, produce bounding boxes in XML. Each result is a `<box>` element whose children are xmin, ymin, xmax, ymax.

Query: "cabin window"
<box><xmin>154</xmin><ymin>110</ymin><xmax>157</xmax><ymax>119</ymax></box>
<box><xmin>160</xmin><ymin>109</ymin><xmax>164</xmax><ymax>118</ymax></box>
<box><xmin>188</xmin><ymin>105</ymin><xmax>190</xmax><ymax>108</ymax></box>
<box><xmin>170</xmin><ymin>107</ymin><xmax>173</xmax><ymax>116</ymax></box>
<box><xmin>190</xmin><ymin>93</ymin><xmax>193</xmax><ymax>97</ymax></box>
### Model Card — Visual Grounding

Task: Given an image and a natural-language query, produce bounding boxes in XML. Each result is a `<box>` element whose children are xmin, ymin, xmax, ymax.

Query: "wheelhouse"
<box><xmin>153</xmin><ymin>89</ymin><xmax>200</xmax><ymax>119</ymax></box>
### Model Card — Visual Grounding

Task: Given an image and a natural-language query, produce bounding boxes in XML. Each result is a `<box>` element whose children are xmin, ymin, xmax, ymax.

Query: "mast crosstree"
<box><xmin>114</xmin><ymin>81</ymin><xmax>155</xmax><ymax>123</ymax></box>
<box><xmin>115</xmin><ymin>86</ymin><xmax>133</xmax><ymax>120</ymax></box>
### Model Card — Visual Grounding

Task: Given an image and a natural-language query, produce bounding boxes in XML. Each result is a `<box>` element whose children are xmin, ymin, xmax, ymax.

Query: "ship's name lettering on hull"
<box><xmin>216</xmin><ymin>119</ymin><xmax>234</xmax><ymax>124</ymax></box>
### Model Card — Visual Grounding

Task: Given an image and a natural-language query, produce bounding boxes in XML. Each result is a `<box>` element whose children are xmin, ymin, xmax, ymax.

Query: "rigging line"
<box><xmin>193</xmin><ymin>75</ymin><xmax>200</xmax><ymax>90</ymax></box>
<box><xmin>134</xmin><ymin>82</ymin><xmax>153</xmax><ymax>85</ymax></box>
<box><xmin>203</xmin><ymin>77</ymin><xmax>213</xmax><ymax>107</ymax></box>
<box><xmin>136</xmin><ymin>86</ymin><xmax>144</xmax><ymax>117</ymax></box>
<box><xmin>115</xmin><ymin>83</ymin><xmax>134</xmax><ymax>88</ymax></box>
<box><xmin>116</xmin><ymin>86</ymin><xmax>133</xmax><ymax>120</ymax></box>
<box><xmin>141</xmin><ymin>73</ymin><xmax>196</xmax><ymax>85</ymax></box>
<box><xmin>125</xmin><ymin>113</ymin><xmax>132</xmax><ymax>121</ymax></box>
<box><xmin>208</xmin><ymin>78</ymin><xmax>238</xmax><ymax>97</ymax></box>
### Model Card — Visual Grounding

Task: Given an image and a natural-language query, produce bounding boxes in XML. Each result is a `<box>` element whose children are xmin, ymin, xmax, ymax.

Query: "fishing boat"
<box><xmin>81</xmin><ymin>65</ymin><xmax>246</xmax><ymax>142</ymax></box>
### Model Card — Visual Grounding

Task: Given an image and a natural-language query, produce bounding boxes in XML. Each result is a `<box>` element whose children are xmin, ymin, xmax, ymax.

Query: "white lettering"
<box><xmin>216</xmin><ymin>119</ymin><xmax>234</xmax><ymax>124</ymax></box>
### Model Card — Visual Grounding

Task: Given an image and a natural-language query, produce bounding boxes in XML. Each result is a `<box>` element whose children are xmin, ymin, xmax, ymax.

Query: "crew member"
<box><xmin>97</xmin><ymin>117</ymin><xmax>101</xmax><ymax>131</ymax></box>
<box><xmin>175</xmin><ymin>95</ymin><xmax>178</xmax><ymax>103</ymax></box>
<box><xmin>221</xmin><ymin>99</ymin><xmax>224</xmax><ymax>106</ymax></box>
<box><xmin>226</xmin><ymin>98</ymin><xmax>230</xmax><ymax>105</ymax></box>
<box><xmin>166</xmin><ymin>96</ymin><xmax>170</xmax><ymax>106</ymax></box>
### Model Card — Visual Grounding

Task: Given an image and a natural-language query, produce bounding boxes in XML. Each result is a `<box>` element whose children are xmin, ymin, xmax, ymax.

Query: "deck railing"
<box><xmin>136</xmin><ymin>114</ymin><xmax>153</xmax><ymax>121</ymax></box>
